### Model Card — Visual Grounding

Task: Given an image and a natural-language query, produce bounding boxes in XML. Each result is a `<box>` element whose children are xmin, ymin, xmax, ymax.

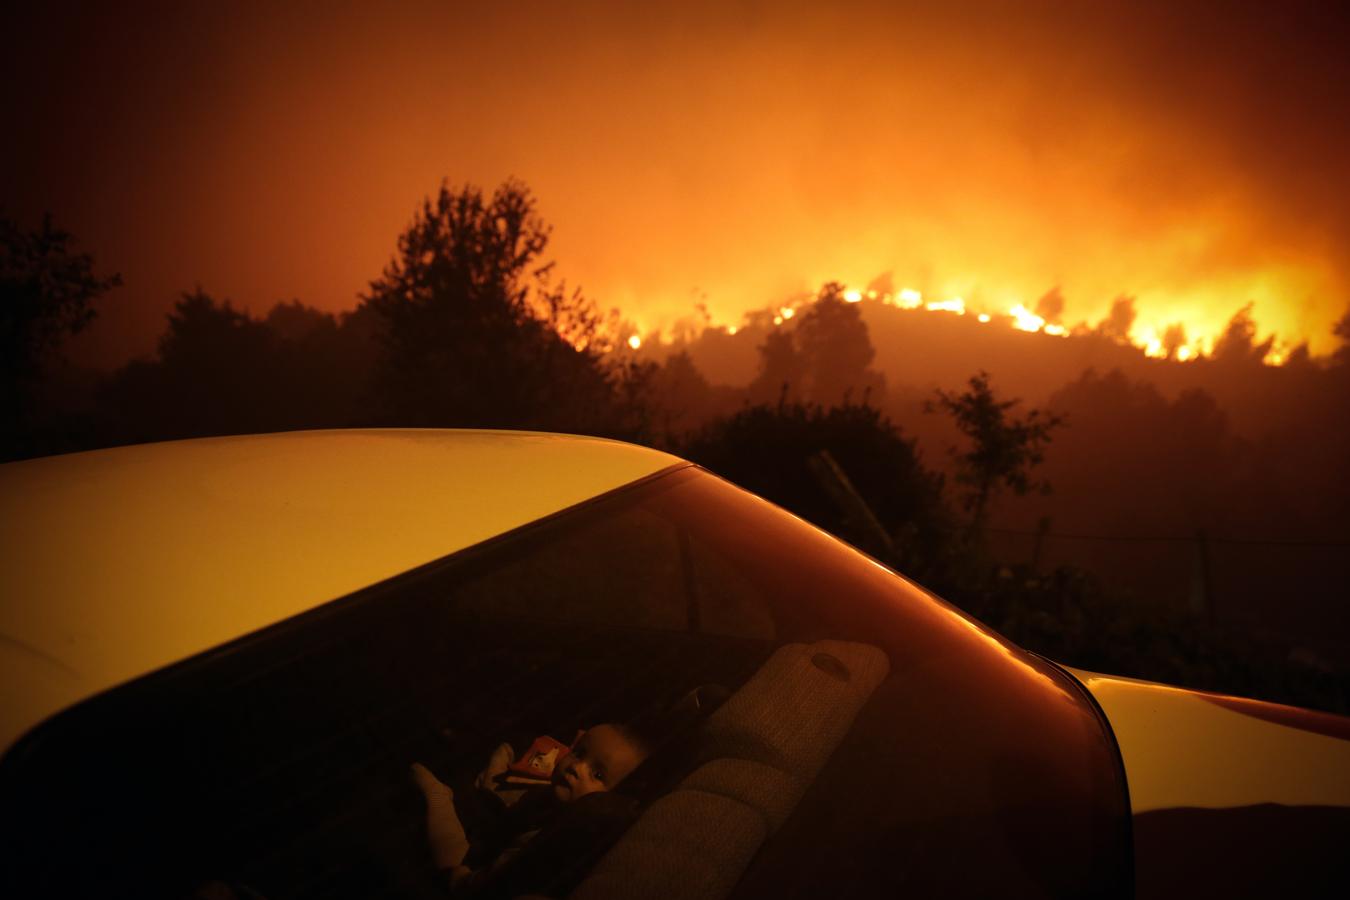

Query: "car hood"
<box><xmin>1065</xmin><ymin>667</ymin><xmax>1350</xmax><ymax>898</ymax></box>
<box><xmin>1064</xmin><ymin>667</ymin><xmax>1350</xmax><ymax>813</ymax></box>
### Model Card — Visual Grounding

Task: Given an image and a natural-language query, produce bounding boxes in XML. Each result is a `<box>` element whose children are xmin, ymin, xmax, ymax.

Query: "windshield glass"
<box><xmin>0</xmin><ymin>466</ymin><xmax>1129</xmax><ymax>899</ymax></box>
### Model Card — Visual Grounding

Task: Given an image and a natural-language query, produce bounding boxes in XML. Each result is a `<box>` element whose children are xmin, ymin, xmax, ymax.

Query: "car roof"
<box><xmin>0</xmin><ymin>429</ymin><xmax>683</xmax><ymax>753</ymax></box>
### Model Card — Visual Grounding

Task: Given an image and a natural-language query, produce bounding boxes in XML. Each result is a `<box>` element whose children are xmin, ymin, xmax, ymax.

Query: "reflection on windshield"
<box><xmin>0</xmin><ymin>466</ymin><xmax>1128</xmax><ymax>900</ymax></box>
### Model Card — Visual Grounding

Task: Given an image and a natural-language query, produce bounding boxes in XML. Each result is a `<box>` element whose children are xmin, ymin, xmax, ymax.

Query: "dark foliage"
<box><xmin>1213</xmin><ymin>302</ymin><xmax>1276</xmax><ymax>364</ymax></box>
<box><xmin>746</xmin><ymin>329</ymin><xmax>805</xmax><ymax>405</ymax></box>
<box><xmin>100</xmin><ymin>291</ymin><xmax>377</xmax><ymax>445</ymax></box>
<box><xmin>927</xmin><ymin>370</ymin><xmax>1063</xmax><ymax>530</ymax></box>
<box><xmin>360</xmin><ymin>180</ymin><xmax>626</xmax><ymax>434</ymax></box>
<box><xmin>5</xmin><ymin>196</ymin><xmax>1348</xmax><ymax>715</ymax></box>
<box><xmin>953</xmin><ymin>563</ymin><xmax>1350</xmax><ymax>716</ymax></box>
<box><xmin>42</xmin><ymin>181</ymin><xmax>654</xmax><ymax>453</ymax></box>
<box><xmin>681</xmin><ymin>399</ymin><xmax>950</xmax><ymax>576</ymax></box>
<box><xmin>746</xmin><ymin>282</ymin><xmax>884</xmax><ymax>406</ymax></box>
<box><xmin>1</xmin><ymin>215</ymin><xmax>120</xmax><ymax>456</ymax></box>
<box><xmin>1042</xmin><ymin>370</ymin><xmax>1243</xmax><ymax>534</ymax></box>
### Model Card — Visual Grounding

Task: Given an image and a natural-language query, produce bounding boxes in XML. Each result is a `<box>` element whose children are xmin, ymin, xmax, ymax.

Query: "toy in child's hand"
<box><xmin>503</xmin><ymin>732</ymin><xmax>582</xmax><ymax>783</ymax></box>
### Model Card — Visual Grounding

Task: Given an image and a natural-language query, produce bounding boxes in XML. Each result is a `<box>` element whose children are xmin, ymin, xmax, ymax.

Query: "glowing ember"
<box><xmin>1127</xmin><ymin>326</ymin><xmax>1163</xmax><ymax>358</ymax></box>
<box><xmin>927</xmin><ymin>297</ymin><xmax>966</xmax><ymax>315</ymax></box>
<box><xmin>679</xmin><ymin>278</ymin><xmax>1298</xmax><ymax>368</ymax></box>
<box><xmin>1008</xmin><ymin>304</ymin><xmax>1045</xmax><ymax>332</ymax></box>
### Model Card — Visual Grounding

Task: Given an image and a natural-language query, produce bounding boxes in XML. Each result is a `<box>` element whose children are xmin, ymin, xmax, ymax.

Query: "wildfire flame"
<box><xmin>1008</xmin><ymin>304</ymin><xmax>1044</xmax><ymax>333</ymax></box>
<box><xmin>616</xmin><ymin>278</ymin><xmax>1299</xmax><ymax>368</ymax></box>
<box><xmin>835</xmin><ymin>285</ymin><xmax>1289</xmax><ymax>365</ymax></box>
<box><xmin>926</xmin><ymin>297</ymin><xmax>967</xmax><ymax>315</ymax></box>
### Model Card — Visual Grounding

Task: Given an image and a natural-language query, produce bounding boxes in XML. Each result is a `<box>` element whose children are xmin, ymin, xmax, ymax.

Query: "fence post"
<box><xmin>1031</xmin><ymin>516</ymin><xmax>1051</xmax><ymax>575</ymax></box>
<box><xmin>1190</xmin><ymin>529</ymin><xmax>1215</xmax><ymax>626</ymax></box>
<box><xmin>807</xmin><ymin>450</ymin><xmax>895</xmax><ymax>559</ymax></box>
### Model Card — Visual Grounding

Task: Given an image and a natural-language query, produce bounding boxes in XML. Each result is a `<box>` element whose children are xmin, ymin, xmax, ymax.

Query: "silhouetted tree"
<box><xmin>159</xmin><ymin>289</ymin><xmax>271</xmax><ymax>373</ymax></box>
<box><xmin>2</xmin><ymin>215</ymin><xmax>120</xmax><ymax>457</ymax></box>
<box><xmin>1035</xmin><ymin>286</ymin><xmax>1065</xmax><ymax>324</ymax></box>
<box><xmin>1213</xmin><ymin>303</ymin><xmax>1274</xmax><ymax>364</ymax></box>
<box><xmin>682</xmin><ymin>399</ymin><xmax>948</xmax><ymax>572</ymax></box>
<box><xmin>1045</xmin><ymin>370</ymin><xmax>1242</xmax><ymax>525</ymax></box>
<box><xmin>865</xmin><ymin>271</ymin><xmax>895</xmax><ymax>297</ymax></box>
<box><xmin>747</xmin><ymin>329</ymin><xmax>806</xmax><ymax>404</ymax></box>
<box><xmin>794</xmin><ymin>282</ymin><xmax>885</xmax><ymax>405</ymax></box>
<box><xmin>1330</xmin><ymin>308</ymin><xmax>1350</xmax><ymax>370</ymax></box>
<box><xmin>1162</xmin><ymin>322</ymin><xmax>1188</xmax><ymax>359</ymax></box>
<box><xmin>1098</xmin><ymin>295</ymin><xmax>1137</xmax><ymax>341</ymax></box>
<box><xmin>101</xmin><ymin>291</ymin><xmax>381</xmax><ymax>444</ymax></box>
<box><xmin>103</xmin><ymin>289</ymin><xmax>277</xmax><ymax>441</ymax></box>
<box><xmin>361</xmin><ymin>180</ymin><xmax>621</xmax><ymax>432</ymax></box>
<box><xmin>262</xmin><ymin>299</ymin><xmax>380</xmax><ymax>427</ymax></box>
<box><xmin>928</xmin><ymin>371</ymin><xmax>1063</xmax><ymax>531</ymax></box>
<box><xmin>647</xmin><ymin>350</ymin><xmax>715</xmax><ymax>439</ymax></box>
<box><xmin>265</xmin><ymin>298</ymin><xmax>336</xmax><ymax>343</ymax></box>
<box><xmin>746</xmin><ymin>282</ymin><xmax>884</xmax><ymax>406</ymax></box>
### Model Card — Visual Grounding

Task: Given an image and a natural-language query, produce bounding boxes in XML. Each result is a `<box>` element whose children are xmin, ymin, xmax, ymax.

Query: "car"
<box><xmin>1</xmin><ymin>429</ymin><xmax>1347</xmax><ymax>900</ymax></box>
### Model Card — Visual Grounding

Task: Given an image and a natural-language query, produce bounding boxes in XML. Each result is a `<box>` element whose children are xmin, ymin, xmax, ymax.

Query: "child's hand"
<box><xmin>474</xmin><ymin>742</ymin><xmax>515</xmax><ymax>792</ymax></box>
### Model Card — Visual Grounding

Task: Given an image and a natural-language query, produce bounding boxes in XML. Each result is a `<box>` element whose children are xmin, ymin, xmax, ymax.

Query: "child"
<box><xmin>411</xmin><ymin>724</ymin><xmax>650</xmax><ymax>897</ymax></box>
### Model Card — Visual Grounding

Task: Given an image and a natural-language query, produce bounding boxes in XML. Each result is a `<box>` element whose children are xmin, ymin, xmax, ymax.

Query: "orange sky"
<box><xmin>4</xmin><ymin>1</ymin><xmax>1348</xmax><ymax>368</ymax></box>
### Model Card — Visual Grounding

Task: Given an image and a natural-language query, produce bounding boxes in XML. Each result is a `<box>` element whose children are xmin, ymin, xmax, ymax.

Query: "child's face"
<box><xmin>551</xmin><ymin>725</ymin><xmax>645</xmax><ymax>803</ymax></box>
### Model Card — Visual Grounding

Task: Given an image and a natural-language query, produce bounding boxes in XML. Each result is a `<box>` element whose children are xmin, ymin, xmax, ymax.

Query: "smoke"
<box><xmin>1100</xmin><ymin>297</ymin><xmax>1137</xmax><ymax>342</ymax></box>
<box><xmin>1035</xmin><ymin>288</ymin><xmax>1065</xmax><ymax>325</ymax></box>
<box><xmin>3</xmin><ymin>2</ymin><xmax>1348</xmax><ymax>366</ymax></box>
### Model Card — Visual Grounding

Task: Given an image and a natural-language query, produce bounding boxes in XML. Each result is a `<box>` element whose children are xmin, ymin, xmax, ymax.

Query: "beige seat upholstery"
<box><xmin>571</xmin><ymin>640</ymin><xmax>889</xmax><ymax>900</ymax></box>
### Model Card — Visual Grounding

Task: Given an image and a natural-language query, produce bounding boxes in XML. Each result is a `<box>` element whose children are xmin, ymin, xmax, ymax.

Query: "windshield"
<box><xmin>0</xmin><ymin>466</ymin><xmax>1129</xmax><ymax>899</ymax></box>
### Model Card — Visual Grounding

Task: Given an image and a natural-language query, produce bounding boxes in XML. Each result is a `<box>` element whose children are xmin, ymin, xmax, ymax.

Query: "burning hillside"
<box><xmin>626</xmin><ymin>279</ymin><xmax>1307</xmax><ymax>372</ymax></box>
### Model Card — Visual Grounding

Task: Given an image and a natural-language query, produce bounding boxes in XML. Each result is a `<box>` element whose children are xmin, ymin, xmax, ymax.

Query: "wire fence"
<box><xmin>979</xmin><ymin>522</ymin><xmax>1350</xmax><ymax>663</ymax></box>
<box><xmin>981</xmin><ymin>524</ymin><xmax>1350</xmax><ymax>549</ymax></box>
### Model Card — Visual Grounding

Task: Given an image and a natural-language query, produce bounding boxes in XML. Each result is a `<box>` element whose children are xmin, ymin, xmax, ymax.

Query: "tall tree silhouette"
<box><xmin>747</xmin><ymin>329</ymin><xmax>806</xmax><ymax>404</ymax></box>
<box><xmin>1213</xmin><ymin>303</ymin><xmax>1274</xmax><ymax>364</ymax></box>
<box><xmin>794</xmin><ymin>282</ymin><xmax>885</xmax><ymax>405</ymax></box>
<box><xmin>103</xmin><ymin>291</ymin><xmax>381</xmax><ymax>444</ymax></box>
<box><xmin>747</xmin><ymin>282</ymin><xmax>884</xmax><ymax>405</ymax></box>
<box><xmin>647</xmin><ymin>350</ymin><xmax>715</xmax><ymax>439</ymax></box>
<box><xmin>1043</xmin><ymin>370</ymin><xmax>1242</xmax><ymax>533</ymax></box>
<box><xmin>1</xmin><ymin>215</ymin><xmax>120</xmax><ymax>456</ymax></box>
<box><xmin>361</xmin><ymin>180</ymin><xmax>618</xmax><ymax>431</ymax></box>
<box><xmin>928</xmin><ymin>371</ymin><xmax>1063</xmax><ymax>531</ymax></box>
<box><xmin>1035</xmin><ymin>286</ymin><xmax>1065</xmax><ymax>325</ymax></box>
<box><xmin>682</xmin><ymin>399</ymin><xmax>947</xmax><ymax>570</ymax></box>
<box><xmin>1098</xmin><ymin>295</ymin><xmax>1137</xmax><ymax>341</ymax></box>
<box><xmin>104</xmin><ymin>289</ymin><xmax>276</xmax><ymax>441</ymax></box>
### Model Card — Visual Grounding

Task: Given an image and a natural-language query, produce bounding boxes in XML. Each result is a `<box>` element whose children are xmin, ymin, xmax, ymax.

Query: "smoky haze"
<box><xmin>3</xmin><ymin>1</ymin><xmax>1350</xmax><ymax>369</ymax></box>
<box><xmin>653</xmin><ymin>293</ymin><xmax>1350</xmax><ymax>658</ymax></box>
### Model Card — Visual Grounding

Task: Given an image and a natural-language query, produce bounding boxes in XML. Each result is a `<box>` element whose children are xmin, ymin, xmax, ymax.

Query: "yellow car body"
<box><xmin>1</xmin><ymin>430</ymin><xmax>1346</xmax><ymax>898</ymax></box>
<box><xmin>0</xmin><ymin>430</ymin><xmax>680</xmax><ymax>753</ymax></box>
